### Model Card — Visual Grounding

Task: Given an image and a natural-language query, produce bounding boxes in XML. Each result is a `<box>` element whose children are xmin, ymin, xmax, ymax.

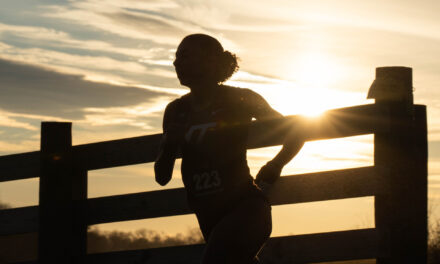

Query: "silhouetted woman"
<box><xmin>154</xmin><ymin>34</ymin><xmax>303</xmax><ymax>264</ymax></box>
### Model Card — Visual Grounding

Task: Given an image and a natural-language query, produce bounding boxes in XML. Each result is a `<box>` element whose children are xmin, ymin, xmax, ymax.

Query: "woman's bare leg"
<box><xmin>201</xmin><ymin>196</ymin><xmax>272</xmax><ymax>264</ymax></box>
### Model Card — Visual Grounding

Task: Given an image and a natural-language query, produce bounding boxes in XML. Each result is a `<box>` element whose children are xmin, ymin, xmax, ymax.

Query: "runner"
<box><xmin>154</xmin><ymin>33</ymin><xmax>304</xmax><ymax>264</ymax></box>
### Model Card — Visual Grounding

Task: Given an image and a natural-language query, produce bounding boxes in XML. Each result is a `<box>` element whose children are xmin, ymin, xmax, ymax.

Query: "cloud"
<box><xmin>201</xmin><ymin>0</ymin><xmax>440</xmax><ymax>41</ymax></box>
<box><xmin>81</xmin><ymin>100</ymin><xmax>170</xmax><ymax>130</ymax></box>
<box><xmin>76</xmin><ymin>0</ymin><xmax>180</xmax><ymax>13</ymax></box>
<box><xmin>0</xmin><ymin>113</ymin><xmax>37</xmax><ymax>131</ymax></box>
<box><xmin>0</xmin><ymin>58</ymin><xmax>170</xmax><ymax>120</ymax></box>
<box><xmin>39</xmin><ymin>0</ymin><xmax>242</xmax><ymax>52</ymax></box>
<box><xmin>0</xmin><ymin>22</ymin><xmax>185</xmax><ymax>85</ymax></box>
<box><xmin>430</xmin><ymin>141</ymin><xmax>440</xmax><ymax>159</ymax></box>
<box><xmin>0</xmin><ymin>40</ymin><xmax>165</xmax><ymax>77</ymax></box>
<box><xmin>0</xmin><ymin>22</ymin><xmax>152</xmax><ymax>58</ymax></box>
<box><xmin>103</xmin><ymin>11</ymin><xmax>186</xmax><ymax>38</ymax></box>
<box><xmin>0</xmin><ymin>17</ymin><xmax>193</xmax><ymax>89</ymax></box>
<box><xmin>0</xmin><ymin>139</ymin><xmax>39</xmax><ymax>156</ymax></box>
<box><xmin>42</xmin><ymin>1</ymin><xmax>204</xmax><ymax>45</ymax></box>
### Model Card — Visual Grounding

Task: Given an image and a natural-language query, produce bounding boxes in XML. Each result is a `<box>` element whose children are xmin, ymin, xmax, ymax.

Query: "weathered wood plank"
<box><xmin>73</xmin><ymin>134</ymin><xmax>162</xmax><ymax>171</ymax></box>
<box><xmin>14</xmin><ymin>228</ymin><xmax>384</xmax><ymax>264</ymax></box>
<box><xmin>10</xmin><ymin>228</ymin><xmax>387</xmax><ymax>264</ymax></box>
<box><xmin>0</xmin><ymin>151</ymin><xmax>39</xmax><ymax>182</ymax></box>
<box><xmin>38</xmin><ymin>122</ymin><xmax>76</xmax><ymax>263</ymax></box>
<box><xmin>0</xmin><ymin>166</ymin><xmax>383</xmax><ymax>234</ymax></box>
<box><xmin>87</xmin><ymin>188</ymin><xmax>189</xmax><ymax>225</ymax></box>
<box><xmin>375</xmin><ymin>104</ymin><xmax>428</xmax><ymax>263</ymax></box>
<box><xmin>82</xmin><ymin>228</ymin><xmax>386</xmax><ymax>264</ymax></box>
<box><xmin>0</xmin><ymin>104</ymin><xmax>389</xmax><ymax>181</ymax></box>
<box><xmin>87</xmin><ymin>166</ymin><xmax>382</xmax><ymax>225</ymax></box>
<box><xmin>77</xmin><ymin>104</ymin><xmax>388</xmax><ymax>171</ymax></box>
<box><xmin>307</xmin><ymin>102</ymin><xmax>389</xmax><ymax>141</ymax></box>
<box><xmin>260</xmin><ymin>228</ymin><xmax>388</xmax><ymax>263</ymax></box>
<box><xmin>247</xmin><ymin>103</ymin><xmax>389</xmax><ymax>148</ymax></box>
<box><xmin>0</xmin><ymin>206</ymin><xmax>38</xmax><ymax>235</ymax></box>
<box><xmin>86</xmin><ymin>243</ymin><xmax>203</xmax><ymax>264</ymax></box>
<box><xmin>267</xmin><ymin>166</ymin><xmax>384</xmax><ymax>205</ymax></box>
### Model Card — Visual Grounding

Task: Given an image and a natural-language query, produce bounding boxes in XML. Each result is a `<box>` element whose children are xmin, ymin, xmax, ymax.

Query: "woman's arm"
<box><xmin>242</xmin><ymin>89</ymin><xmax>304</xmax><ymax>184</ymax></box>
<box><xmin>255</xmin><ymin>128</ymin><xmax>304</xmax><ymax>184</ymax></box>
<box><xmin>154</xmin><ymin>102</ymin><xmax>184</xmax><ymax>186</ymax></box>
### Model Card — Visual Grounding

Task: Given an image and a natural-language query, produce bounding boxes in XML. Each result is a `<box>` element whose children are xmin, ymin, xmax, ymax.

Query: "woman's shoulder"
<box><xmin>165</xmin><ymin>93</ymin><xmax>191</xmax><ymax>113</ymax></box>
<box><xmin>220</xmin><ymin>85</ymin><xmax>258</xmax><ymax>98</ymax></box>
<box><xmin>220</xmin><ymin>85</ymin><xmax>265</xmax><ymax>104</ymax></box>
<box><xmin>170</xmin><ymin>92</ymin><xmax>192</xmax><ymax>105</ymax></box>
<box><xmin>221</xmin><ymin>84</ymin><xmax>248</xmax><ymax>92</ymax></box>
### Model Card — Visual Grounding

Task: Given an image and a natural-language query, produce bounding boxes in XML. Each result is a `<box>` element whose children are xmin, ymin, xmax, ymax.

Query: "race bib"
<box><xmin>192</xmin><ymin>169</ymin><xmax>223</xmax><ymax>196</ymax></box>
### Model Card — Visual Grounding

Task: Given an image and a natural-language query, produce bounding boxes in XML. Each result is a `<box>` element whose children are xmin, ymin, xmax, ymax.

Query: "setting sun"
<box><xmin>227</xmin><ymin>50</ymin><xmax>357</xmax><ymax>118</ymax></box>
<box><xmin>256</xmin><ymin>83</ymin><xmax>366</xmax><ymax>118</ymax></box>
<box><xmin>295</xmin><ymin>52</ymin><xmax>345</xmax><ymax>89</ymax></box>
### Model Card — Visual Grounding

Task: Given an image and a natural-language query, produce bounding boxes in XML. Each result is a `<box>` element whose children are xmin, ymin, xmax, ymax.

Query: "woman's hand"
<box><xmin>155</xmin><ymin>156</ymin><xmax>175</xmax><ymax>186</ymax></box>
<box><xmin>255</xmin><ymin>160</ymin><xmax>283</xmax><ymax>184</ymax></box>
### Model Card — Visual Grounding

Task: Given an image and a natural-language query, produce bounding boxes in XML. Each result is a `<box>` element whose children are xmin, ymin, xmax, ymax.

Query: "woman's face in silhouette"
<box><xmin>173</xmin><ymin>38</ymin><xmax>216</xmax><ymax>87</ymax></box>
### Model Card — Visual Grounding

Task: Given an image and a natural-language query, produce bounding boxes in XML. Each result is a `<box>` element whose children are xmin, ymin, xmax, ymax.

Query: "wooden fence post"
<box><xmin>370</xmin><ymin>67</ymin><xmax>428</xmax><ymax>263</ymax></box>
<box><xmin>38</xmin><ymin>122</ymin><xmax>87</xmax><ymax>263</ymax></box>
<box><xmin>72</xmin><ymin>168</ymin><xmax>88</xmax><ymax>263</ymax></box>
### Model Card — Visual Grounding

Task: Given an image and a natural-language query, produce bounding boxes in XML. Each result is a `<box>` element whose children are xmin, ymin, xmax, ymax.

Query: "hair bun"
<box><xmin>218</xmin><ymin>50</ymin><xmax>239</xmax><ymax>83</ymax></box>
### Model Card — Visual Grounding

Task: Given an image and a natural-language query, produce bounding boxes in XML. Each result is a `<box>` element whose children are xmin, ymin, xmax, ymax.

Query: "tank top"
<box><xmin>169</xmin><ymin>86</ymin><xmax>265</xmax><ymax>216</ymax></box>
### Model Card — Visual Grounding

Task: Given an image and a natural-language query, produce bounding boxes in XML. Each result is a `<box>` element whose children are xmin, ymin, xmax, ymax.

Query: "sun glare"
<box><xmin>296</xmin><ymin>52</ymin><xmax>343</xmax><ymax>89</ymax></box>
<box><xmin>268</xmin><ymin>87</ymin><xmax>338</xmax><ymax>117</ymax></box>
<box><xmin>269</xmin><ymin>52</ymin><xmax>351</xmax><ymax>117</ymax></box>
<box><xmin>226</xmin><ymin>51</ymin><xmax>361</xmax><ymax>118</ymax></box>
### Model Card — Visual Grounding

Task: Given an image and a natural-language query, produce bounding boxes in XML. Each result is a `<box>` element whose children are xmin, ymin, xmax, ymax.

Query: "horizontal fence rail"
<box><xmin>0</xmin><ymin>166</ymin><xmax>385</xmax><ymax>235</ymax></box>
<box><xmin>11</xmin><ymin>228</ymin><xmax>389</xmax><ymax>264</ymax></box>
<box><xmin>0</xmin><ymin>151</ymin><xmax>39</xmax><ymax>182</ymax></box>
<box><xmin>0</xmin><ymin>206</ymin><xmax>38</xmax><ymax>236</ymax></box>
<box><xmin>87</xmin><ymin>166</ymin><xmax>384</xmax><ymax>225</ymax></box>
<box><xmin>84</xmin><ymin>228</ymin><xmax>390</xmax><ymax>264</ymax></box>
<box><xmin>0</xmin><ymin>103</ymin><xmax>390</xmax><ymax>182</ymax></box>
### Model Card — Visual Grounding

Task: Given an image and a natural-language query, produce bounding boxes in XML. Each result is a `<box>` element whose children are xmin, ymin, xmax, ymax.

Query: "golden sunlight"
<box><xmin>295</xmin><ymin>52</ymin><xmax>344</xmax><ymax>89</ymax></box>
<box><xmin>269</xmin><ymin>87</ymin><xmax>335</xmax><ymax>117</ymax></box>
<box><xmin>263</xmin><ymin>86</ymin><xmax>362</xmax><ymax>118</ymax></box>
<box><xmin>227</xmin><ymin>51</ymin><xmax>356</xmax><ymax>117</ymax></box>
<box><xmin>227</xmin><ymin>76</ymin><xmax>366</xmax><ymax>118</ymax></box>
<box><xmin>268</xmin><ymin>51</ymin><xmax>349</xmax><ymax>116</ymax></box>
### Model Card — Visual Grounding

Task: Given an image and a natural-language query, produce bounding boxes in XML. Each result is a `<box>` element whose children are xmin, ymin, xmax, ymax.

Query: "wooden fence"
<box><xmin>0</xmin><ymin>66</ymin><xmax>428</xmax><ymax>263</ymax></box>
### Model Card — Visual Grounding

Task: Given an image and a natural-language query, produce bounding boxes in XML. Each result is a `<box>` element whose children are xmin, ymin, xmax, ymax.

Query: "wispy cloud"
<box><xmin>0</xmin><ymin>58</ymin><xmax>169</xmax><ymax>120</ymax></box>
<box><xmin>42</xmin><ymin>1</ymin><xmax>202</xmax><ymax>45</ymax></box>
<box><xmin>0</xmin><ymin>23</ymin><xmax>155</xmax><ymax>58</ymax></box>
<box><xmin>0</xmin><ymin>41</ymin><xmax>161</xmax><ymax>79</ymax></box>
<box><xmin>0</xmin><ymin>112</ymin><xmax>38</xmax><ymax>131</ymax></box>
<box><xmin>0</xmin><ymin>140</ymin><xmax>39</xmax><ymax>155</ymax></box>
<box><xmin>82</xmin><ymin>99</ymin><xmax>170</xmax><ymax>130</ymax></box>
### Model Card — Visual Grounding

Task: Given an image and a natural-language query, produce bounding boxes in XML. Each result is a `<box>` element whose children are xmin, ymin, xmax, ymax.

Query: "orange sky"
<box><xmin>0</xmin><ymin>0</ymin><xmax>439</xmax><ymax>237</ymax></box>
